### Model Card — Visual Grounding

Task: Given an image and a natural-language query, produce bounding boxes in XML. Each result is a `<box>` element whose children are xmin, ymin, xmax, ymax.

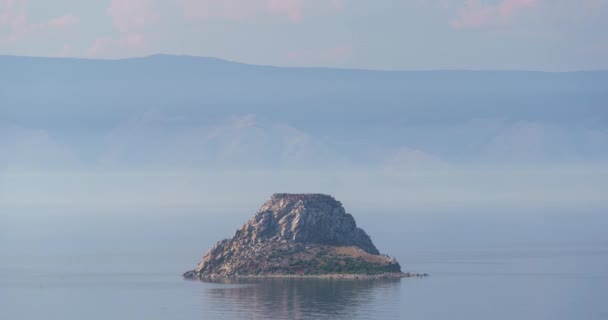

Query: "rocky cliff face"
<box><xmin>236</xmin><ymin>194</ymin><xmax>379</xmax><ymax>254</ymax></box>
<box><xmin>185</xmin><ymin>194</ymin><xmax>404</xmax><ymax>278</ymax></box>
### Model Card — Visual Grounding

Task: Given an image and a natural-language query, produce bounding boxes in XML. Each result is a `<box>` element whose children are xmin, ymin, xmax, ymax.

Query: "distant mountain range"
<box><xmin>1</xmin><ymin>54</ymin><xmax>607</xmax><ymax>169</ymax></box>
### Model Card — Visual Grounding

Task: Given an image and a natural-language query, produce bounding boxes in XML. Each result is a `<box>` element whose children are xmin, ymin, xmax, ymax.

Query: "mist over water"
<box><xmin>1</xmin><ymin>209</ymin><xmax>607</xmax><ymax>320</ymax></box>
<box><xmin>1</xmin><ymin>56</ymin><xmax>607</xmax><ymax>319</ymax></box>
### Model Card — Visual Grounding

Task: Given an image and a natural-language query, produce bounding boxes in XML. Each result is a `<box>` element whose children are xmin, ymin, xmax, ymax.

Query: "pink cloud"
<box><xmin>0</xmin><ymin>0</ymin><xmax>79</xmax><ymax>46</ymax></box>
<box><xmin>123</xmin><ymin>33</ymin><xmax>145</xmax><ymax>48</ymax></box>
<box><xmin>178</xmin><ymin>0</ymin><xmax>340</xmax><ymax>22</ymax></box>
<box><xmin>451</xmin><ymin>0</ymin><xmax>538</xmax><ymax>29</ymax></box>
<box><xmin>0</xmin><ymin>0</ymin><xmax>29</xmax><ymax>44</ymax></box>
<box><xmin>499</xmin><ymin>0</ymin><xmax>536</xmax><ymax>18</ymax></box>
<box><xmin>88</xmin><ymin>37</ymin><xmax>113</xmax><ymax>57</ymax></box>
<box><xmin>88</xmin><ymin>0</ymin><xmax>156</xmax><ymax>58</ymax></box>
<box><xmin>0</xmin><ymin>0</ymin><xmax>26</xmax><ymax>24</ymax></box>
<box><xmin>108</xmin><ymin>0</ymin><xmax>159</xmax><ymax>33</ymax></box>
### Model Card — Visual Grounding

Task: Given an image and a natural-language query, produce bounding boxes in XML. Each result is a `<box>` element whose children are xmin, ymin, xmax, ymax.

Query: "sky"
<box><xmin>1</xmin><ymin>0</ymin><xmax>608</xmax><ymax>70</ymax></box>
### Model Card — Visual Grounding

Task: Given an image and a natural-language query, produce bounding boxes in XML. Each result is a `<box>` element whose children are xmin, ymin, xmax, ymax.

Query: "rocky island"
<box><xmin>183</xmin><ymin>194</ymin><xmax>427</xmax><ymax>280</ymax></box>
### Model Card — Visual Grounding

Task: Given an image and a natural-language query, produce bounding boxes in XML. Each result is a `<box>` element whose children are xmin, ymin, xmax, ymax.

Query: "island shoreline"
<box><xmin>183</xmin><ymin>270</ymin><xmax>429</xmax><ymax>280</ymax></box>
<box><xmin>185</xmin><ymin>194</ymin><xmax>428</xmax><ymax>280</ymax></box>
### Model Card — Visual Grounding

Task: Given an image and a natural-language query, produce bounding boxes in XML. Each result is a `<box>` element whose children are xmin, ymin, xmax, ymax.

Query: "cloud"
<box><xmin>0</xmin><ymin>0</ymin><xmax>79</xmax><ymax>46</ymax></box>
<box><xmin>123</xmin><ymin>33</ymin><xmax>145</xmax><ymax>47</ymax></box>
<box><xmin>0</xmin><ymin>126</ymin><xmax>80</xmax><ymax>169</ymax></box>
<box><xmin>386</xmin><ymin>147</ymin><xmax>446</xmax><ymax>171</ymax></box>
<box><xmin>177</xmin><ymin>0</ymin><xmax>341</xmax><ymax>22</ymax></box>
<box><xmin>87</xmin><ymin>37</ymin><xmax>113</xmax><ymax>56</ymax></box>
<box><xmin>98</xmin><ymin>112</ymin><xmax>321</xmax><ymax>168</ymax></box>
<box><xmin>0</xmin><ymin>0</ymin><xmax>28</xmax><ymax>40</ymax></box>
<box><xmin>88</xmin><ymin>0</ymin><xmax>157</xmax><ymax>57</ymax></box>
<box><xmin>108</xmin><ymin>0</ymin><xmax>158</xmax><ymax>33</ymax></box>
<box><xmin>0</xmin><ymin>3</ymin><xmax>26</xmax><ymax>45</ymax></box>
<box><xmin>451</xmin><ymin>0</ymin><xmax>538</xmax><ymax>29</ymax></box>
<box><xmin>474</xmin><ymin>121</ymin><xmax>608</xmax><ymax>163</ymax></box>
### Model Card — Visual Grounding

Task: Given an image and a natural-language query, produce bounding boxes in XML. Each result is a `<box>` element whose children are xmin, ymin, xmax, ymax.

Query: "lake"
<box><xmin>1</xmin><ymin>210</ymin><xmax>607</xmax><ymax>319</ymax></box>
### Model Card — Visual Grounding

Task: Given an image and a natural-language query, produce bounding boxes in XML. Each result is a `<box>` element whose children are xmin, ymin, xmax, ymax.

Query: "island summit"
<box><xmin>183</xmin><ymin>194</ymin><xmax>427</xmax><ymax>279</ymax></box>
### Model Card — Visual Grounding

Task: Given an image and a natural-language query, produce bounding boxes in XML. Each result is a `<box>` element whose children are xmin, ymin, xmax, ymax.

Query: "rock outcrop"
<box><xmin>184</xmin><ymin>194</ymin><xmax>412</xmax><ymax>279</ymax></box>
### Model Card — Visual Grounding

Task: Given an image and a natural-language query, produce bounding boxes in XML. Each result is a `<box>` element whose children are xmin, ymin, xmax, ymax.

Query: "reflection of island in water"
<box><xmin>203</xmin><ymin>278</ymin><xmax>402</xmax><ymax>319</ymax></box>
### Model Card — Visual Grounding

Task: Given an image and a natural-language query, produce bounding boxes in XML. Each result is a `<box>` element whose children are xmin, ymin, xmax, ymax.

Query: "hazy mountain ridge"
<box><xmin>1</xmin><ymin>54</ymin><xmax>607</xmax><ymax>170</ymax></box>
<box><xmin>1</xmin><ymin>55</ymin><xmax>607</xmax><ymax>212</ymax></box>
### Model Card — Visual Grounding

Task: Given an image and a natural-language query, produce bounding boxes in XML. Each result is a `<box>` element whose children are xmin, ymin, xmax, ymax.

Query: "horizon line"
<box><xmin>1</xmin><ymin>53</ymin><xmax>607</xmax><ymax>73</ymax></box>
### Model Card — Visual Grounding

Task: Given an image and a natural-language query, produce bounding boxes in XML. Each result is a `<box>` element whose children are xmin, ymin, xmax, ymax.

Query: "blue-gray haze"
<box><xmin>1</xmin><ymin>211</ymin><xmax>607</xmax><ymax>319</ymax></box>
<box><xmin>1</xmin><ymin>55</ymin><xmax>607</xmax><ymax>212</ymax></box>
<box><xmin>0</xmin><ymin>55</ymin><xmax>607</xmax><ymax>319</ymax></box>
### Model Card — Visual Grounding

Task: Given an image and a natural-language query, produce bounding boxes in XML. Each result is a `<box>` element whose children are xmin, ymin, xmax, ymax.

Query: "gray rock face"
<box><xmin>188</xmin><ymin>193</ymin><xmax>391</xmax><ymax>278</ymax></box>
<box><xmin>240</xmin><ymin>194</ymin><xmax>379</xmax><ymax>254</ymax></box>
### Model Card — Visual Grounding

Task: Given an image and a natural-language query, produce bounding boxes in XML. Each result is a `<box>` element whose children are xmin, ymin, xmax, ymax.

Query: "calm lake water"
<box><xmin>1</xmin><ymin>211</ymin><xmax>607</xmax><ymax>319</ymax></box>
